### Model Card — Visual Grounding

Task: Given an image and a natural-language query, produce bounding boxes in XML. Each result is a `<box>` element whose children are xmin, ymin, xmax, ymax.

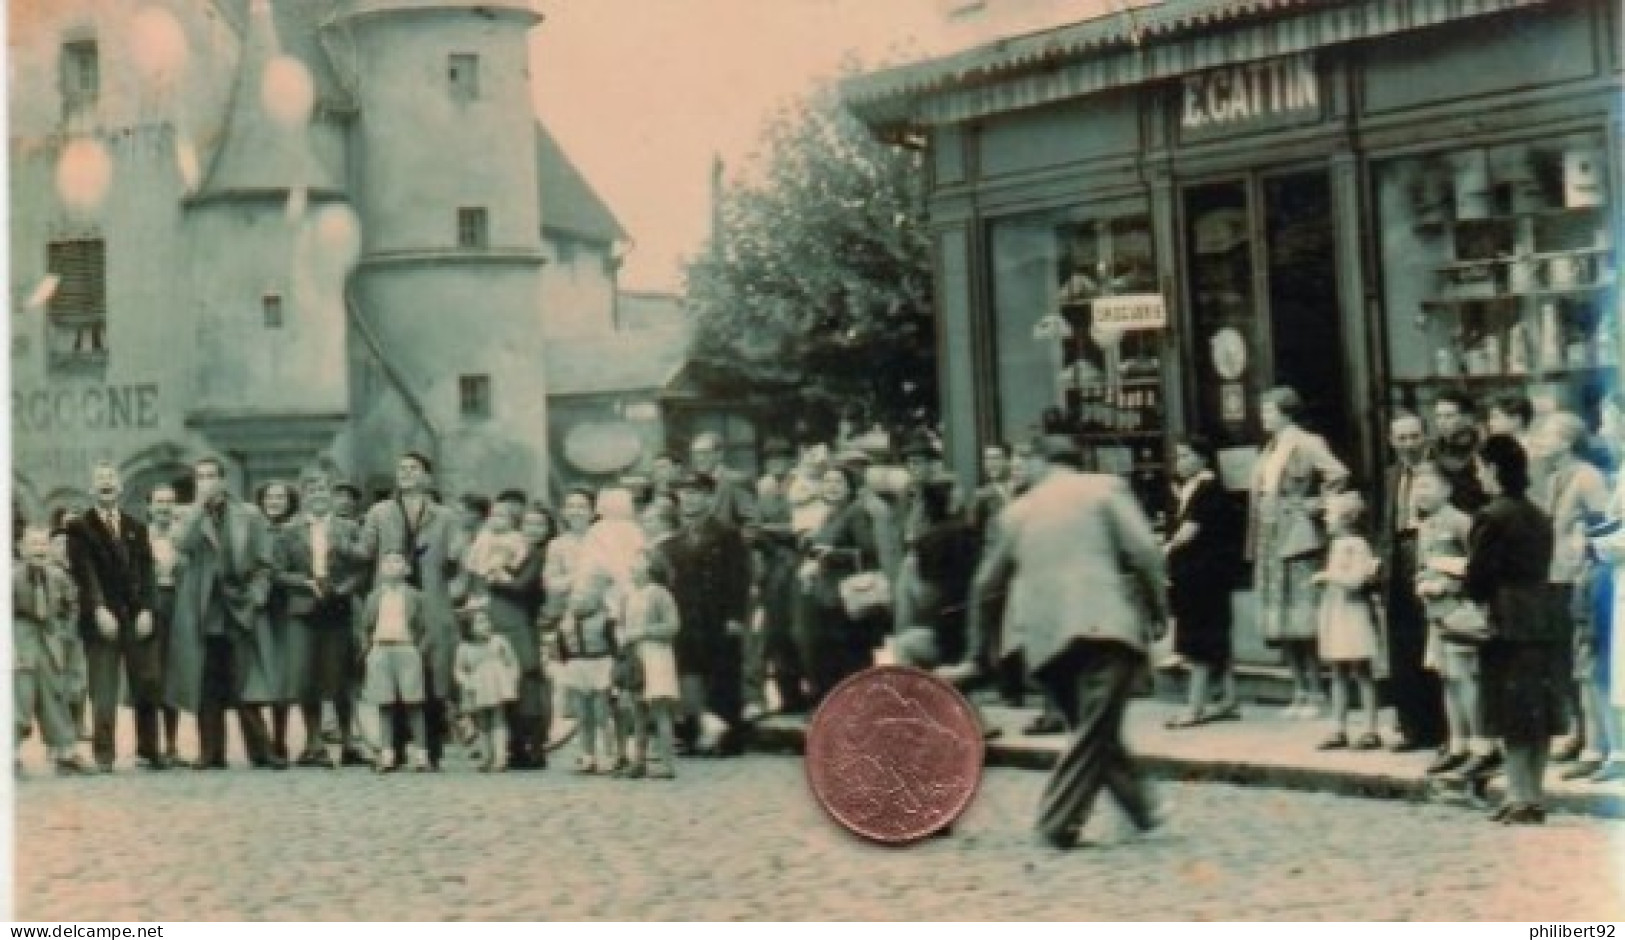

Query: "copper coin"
<box><xmin>805</xmin><ymin>664</ymin><xmax>985</xmax><ymax>844</ymax></box>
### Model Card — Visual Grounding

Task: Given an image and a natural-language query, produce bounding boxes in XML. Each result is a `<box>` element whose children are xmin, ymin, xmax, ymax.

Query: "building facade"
<box><xmin>846</xmin><ymin>0</ymin><xmax>1622</xmax><ymax>659</ymax></box>
<box><xmin>10</xmin><ymin>0</ymin><xmax>675</xmax><ymax>517</ymax></box>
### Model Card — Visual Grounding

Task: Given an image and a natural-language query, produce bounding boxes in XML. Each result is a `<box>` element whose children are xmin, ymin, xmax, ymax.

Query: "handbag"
<box><xmin>1276</xmin><ymin>508</ymin><xmax>1325</xmax><ymax>560</ymax></box>
<box><xmin>1438</xmin><ymin>601</ymin><xmax>1493</xmax><ymax>645</ymax></box>
<box><xmin>839</xmin><ymin>568</ymin><xmax>892</xmax><ymax>620</ymax></box>
<box><xmin>611</xmin><ymin>646</ymin><xmax>644</xmax><ymax>693</ymax></box>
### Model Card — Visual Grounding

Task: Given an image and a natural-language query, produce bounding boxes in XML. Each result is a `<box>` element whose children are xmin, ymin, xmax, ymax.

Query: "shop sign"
<box><xmin>1092</xmin><ymin>294</ymin><xmax>1166</xmax><ymax>331</ymax></box>
<box><xmin>12</xmin><ymin>383</ymin><xmax>161</xmax><ymax>434</ymax></box>
<box><xmin>1180</xmin><ymin>54</ymin><xmax>1319</xmax><ymax>136</ymax></box>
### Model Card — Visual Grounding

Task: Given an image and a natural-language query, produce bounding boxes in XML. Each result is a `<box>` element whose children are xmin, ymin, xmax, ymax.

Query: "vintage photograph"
<box><xmin>7</xmin><ymin>0</ymin><xmax>1625</xmax><ymax>922</ymax></box>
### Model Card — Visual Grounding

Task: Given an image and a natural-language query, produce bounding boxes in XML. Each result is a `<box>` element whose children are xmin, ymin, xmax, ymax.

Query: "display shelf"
<box><xmin>1395</xmin><ymin>365</ymin><xmax>1618</xmax><ymax>388</ymax></box>
<box><xmin>1421</xmin><ymin>282</ymin><xmax>1614</xmax><ymax>307</ymax></box>
<box><xmin>1416</xmin><ymin>205</ymin><xmax>1607</xmax><ymax>232</ymax></box>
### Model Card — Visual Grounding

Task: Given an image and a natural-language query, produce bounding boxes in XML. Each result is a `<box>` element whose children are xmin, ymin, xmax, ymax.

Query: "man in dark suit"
<box><xmin>689</xmin><ymin>433</ymin><xmax>757</xmax><ymax>530</ymax></box>
<box><xmin>1381</xmin><ymin>411</ymin><xmax>1446</xmax><ymax>753</ymax></box>
<box><xmin>666</xmin><ymin>473</ymin><xmax>753</xmax><ymax>755</ymax></box>
<box><xmin>65</xmin><ymin>461</ymin><xmax>163</xmax><ymax>771</ymax></box>
<box><xmin>948</xmin><ymin>435</ymin><xmax>1168</xmax><ymax>848</ymax></box>
<box><xmin>165</xmin><ymin>456</ymin><xmax>283</xmax><ymax>770</ymax></box>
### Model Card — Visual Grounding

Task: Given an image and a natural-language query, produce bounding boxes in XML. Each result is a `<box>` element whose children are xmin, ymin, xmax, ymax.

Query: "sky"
<box><xmin>527</xmin><ymin>0</ymin><xmax>956</xmax><ymax>293</ymax></box>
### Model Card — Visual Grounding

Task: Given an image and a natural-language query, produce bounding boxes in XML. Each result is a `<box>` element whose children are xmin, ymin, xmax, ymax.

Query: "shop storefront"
<box><xmin>846</xmin><ymin>0</ymin><xmax>1621</xmax><ymax>659</ymax></box>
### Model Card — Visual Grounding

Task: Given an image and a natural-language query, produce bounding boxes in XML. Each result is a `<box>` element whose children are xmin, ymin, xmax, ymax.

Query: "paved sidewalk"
<box><xmin>755</xmin><ymin>697</ymin><xmax>1625</xmax><ymax>819</ymax></box>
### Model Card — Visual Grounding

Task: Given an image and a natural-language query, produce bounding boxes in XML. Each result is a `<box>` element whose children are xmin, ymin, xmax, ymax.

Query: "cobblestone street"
<box><xmin>15</xmin><ymin>753</ymin><xmax>1625</xmax><ymax>921</ymax></box>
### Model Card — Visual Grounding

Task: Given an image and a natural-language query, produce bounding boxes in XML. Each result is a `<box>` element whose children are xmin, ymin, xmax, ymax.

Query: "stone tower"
<box><xmin>184</xmin><ymin>0</ymin><xmax>352</xmax><ymax>488</ymax></box>
<box><xmin>334</xmin><ymin>0</ymin><xmax>551</xmax><ymax>497</ymax></box>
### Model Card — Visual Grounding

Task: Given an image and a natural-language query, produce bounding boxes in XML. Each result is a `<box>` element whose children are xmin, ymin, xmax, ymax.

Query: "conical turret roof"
<box><xmin>193</xmin><ymin>0</ymin><xmax>345</xmax><ymax>203</ymax></box>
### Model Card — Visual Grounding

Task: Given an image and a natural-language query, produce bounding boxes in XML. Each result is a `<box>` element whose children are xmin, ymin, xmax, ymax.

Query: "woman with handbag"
<box><xmin>799</xmin><ymin>465</ymin><xmax>884</xmax><ymax>704</ymax></box>
<box><xmin>1466</xmin><ymin>435</ymin><xmax>1560</xmax><ymax>824</ymax></box>
<box><xmin>1247</xmin><ymin>386</ymin><xmax>1350</xmax><ymax>719</ymax></box>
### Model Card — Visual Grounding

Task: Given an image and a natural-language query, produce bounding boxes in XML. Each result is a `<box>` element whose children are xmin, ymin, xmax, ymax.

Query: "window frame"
<box><xmin>457</xmin><ymin>207</ymin><xmax>489</xmax><ymax>249</ymax></box>
<box><xmin>458</xmin><ymin>373</ymin><xmax>492</xmax><ymax>420</ymax></box>
<box><xmin>448</xmin><ymin>53</ymin><xmax>480</xmax><ymax>102</ymax></box>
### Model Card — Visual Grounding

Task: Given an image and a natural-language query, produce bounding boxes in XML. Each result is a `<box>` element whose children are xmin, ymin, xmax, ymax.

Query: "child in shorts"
<box><xmin>358</xmin><ymin>549</ymin><xmax>431</xmax><ymax>772</ymax></box>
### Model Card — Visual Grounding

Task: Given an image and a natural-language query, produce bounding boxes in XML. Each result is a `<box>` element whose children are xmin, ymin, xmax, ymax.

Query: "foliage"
<box><xmin>682</xmin><ymin>82</ymin><xmax>936</xmax><ymax>441</ymax></box>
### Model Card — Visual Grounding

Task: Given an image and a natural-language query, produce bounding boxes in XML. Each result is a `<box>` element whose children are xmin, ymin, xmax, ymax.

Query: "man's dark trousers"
<box><xmin>1385</xmin><ymin>533</ymin><xmax>1444</xmax><ymax>748</ymax></box>
<box><xmin>198</xmin><ymin>635</ymin><xmax>271</xmax><ymax>766</ymax></box>
<box><xmin>1034</xmin><ymin>640</ymin><xmax>1154</xmax><ymax>842</ymax></box>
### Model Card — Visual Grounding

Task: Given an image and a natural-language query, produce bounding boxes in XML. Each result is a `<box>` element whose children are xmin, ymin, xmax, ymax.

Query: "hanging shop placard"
<box><xmin>1092</xmin><ymin>293</ymin><xmax>1167</xmax><ymax>331</ymax></box>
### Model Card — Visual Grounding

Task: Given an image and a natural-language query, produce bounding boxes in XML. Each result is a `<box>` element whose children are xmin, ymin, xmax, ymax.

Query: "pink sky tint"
<box><xmin>528</xmin><ymin>0</ymin><xmax>954</xmax><ymax>293</ymax></box>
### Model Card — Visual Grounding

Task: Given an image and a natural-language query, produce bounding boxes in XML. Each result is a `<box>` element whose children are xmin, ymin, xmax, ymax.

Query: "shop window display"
<box><xmin>1378</xmin><ymin>132</ymin><xmax>1618</xmax><ymax>421</ymax></box>
<box><xmin>988</xmin><ymin>209</ymin><xmax>1166</xmax><ymax>513</ymax></box>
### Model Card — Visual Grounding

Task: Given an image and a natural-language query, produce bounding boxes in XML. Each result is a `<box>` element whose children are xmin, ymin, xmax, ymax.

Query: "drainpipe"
<box><xmin>344</xmin><ymin>284</ymin><xmax>441</xmax><ymax>468</ymax></box>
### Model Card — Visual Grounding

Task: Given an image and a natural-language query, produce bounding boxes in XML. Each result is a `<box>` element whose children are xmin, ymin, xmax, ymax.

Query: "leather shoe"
<box><xmin>1449</xmin><ymin>751</ymin><xmax>1502</xmax><ymax>782</ymax></box>
<box><xmin>192</xmin><ymin>759</ymin><xmax>227</xmax><ymax>771</ymax></box>
<box><xmin>254</xmin><ymin>755</ymin><xmax>290</xmax><ymax>771</ymax></box>
<box><xmin>1589</xmin><ymin>760</ymin><xmax>1625</xmax><ymax>783</ymax></box>
<box><xmin>1549</xmin><ymin>738</ymin><xmax>1584</xmax><ymax>763</ymax></box>
<box><xmin>340</xmin><ymin>747</ymin><xmax>372</xmax><ymax>767</ymax></box>
<box><xmin>1426</xmin><ymin>752</ymin><xmax>1469</xmax><ymax>775</ymax></box>
<box><xmin>1388</xmin><ymin>736</ymin><xmax>1435</xmax><ymax>754</ymax></box>
<box><xmin>1560</xmin><ymin>758</ymin><xmax>1603</xmax><ymax>781</ymax></box>
<box><xmin>1023</xmin><ymin>713</ymin><xmax>1066</xmax><ymax>736</ymax></box>
<box><xmin>137</xmin><ymin>754</ymin><xmax>173</xmax><ymax>771</ymax></box>
<box><xmin>54</xmin><ymin>755</ymin><xmax>95</xmax><ymax>776</ymax></box>
<box><xmin>1500</xmin><ymin>803</ymin><xmax>1546</xmax><ymax>825</ymax></box>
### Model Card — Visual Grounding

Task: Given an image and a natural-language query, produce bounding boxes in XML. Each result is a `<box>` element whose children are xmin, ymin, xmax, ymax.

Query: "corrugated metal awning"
<box><xmin>844</xmin><ymin>0</ymin><xmax>1553</xmax><ymax>127</ymax></box>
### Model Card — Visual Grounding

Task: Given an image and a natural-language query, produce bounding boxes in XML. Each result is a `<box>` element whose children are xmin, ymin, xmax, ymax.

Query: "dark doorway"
<box><xmin>1262</xmin><ymin>171</ymin><xmax>1350</xmax><ymax>456</ymax></box>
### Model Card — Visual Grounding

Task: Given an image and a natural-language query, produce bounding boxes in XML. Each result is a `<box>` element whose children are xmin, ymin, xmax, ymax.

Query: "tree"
<box><xmin>683</xmin><ymin>81</ymin><xmax>935</xmax><ymax>442</ymax></box>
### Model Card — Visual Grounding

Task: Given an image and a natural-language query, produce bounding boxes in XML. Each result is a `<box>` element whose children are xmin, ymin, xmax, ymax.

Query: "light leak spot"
<box><xmin>55</xmin><ymin>136</ymin><xmax>113</xmax><ymax>211</ymax></box>
<box><xmin>261</xmin><ymin>55</ymin><xmax>315</xmax><ymax>128</ymax></box>
<box><xmin>129</xmin><ymin>6</ymin><xmax>189</xmax><ymax>88</ymax></box>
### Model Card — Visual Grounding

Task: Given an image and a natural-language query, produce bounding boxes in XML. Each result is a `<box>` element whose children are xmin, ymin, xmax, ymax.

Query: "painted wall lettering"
<box><xmin>11</xmin><ymin>384</ymin><xmax>162</xmax><ymax>433</ymax></box>
<box><xmin>1181</xmin><ymin>54</ymin><xmax>1319</xmax><ymax>131</ymax></box>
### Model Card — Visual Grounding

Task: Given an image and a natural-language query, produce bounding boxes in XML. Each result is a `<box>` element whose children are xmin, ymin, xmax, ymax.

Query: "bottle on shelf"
<box><xmin>1538</xmin><ymin>302</ymin><xmax>1563</xmax><ymax>371</ymax></box>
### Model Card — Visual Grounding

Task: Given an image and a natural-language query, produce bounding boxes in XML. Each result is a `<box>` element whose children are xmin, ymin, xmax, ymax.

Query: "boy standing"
<box><xmin>15</xmin><ymin>526</ymin><xmax>93</xmax><ymax>775</ymax></box>
<box><xmin>358</xmin><ymin>550</ymin><xmax>432</xmax><ymax>772</ymax></box>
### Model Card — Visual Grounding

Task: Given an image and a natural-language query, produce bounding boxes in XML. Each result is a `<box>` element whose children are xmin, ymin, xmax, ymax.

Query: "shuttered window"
<box><xmin>46</xmin><ymin>239</ymin><xmax>107</xmax><ymax>370</ymax></box>
<box><xmin>47</xmin><ymin>239</ymin><xmax>105</xmax><ymax>325</ymax></box>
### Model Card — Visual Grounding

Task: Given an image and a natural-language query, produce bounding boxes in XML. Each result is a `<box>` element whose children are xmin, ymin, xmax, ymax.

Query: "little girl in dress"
<box><xmin>1314</xmin><ymin>491</ymin><xmax>1384</xmax><ymax>751</ymax></box>
<box><xmin>616</xmin><ymin>551</ymin><xmax>682</xmax><ymax>780</ymax></box>
<box><xmin>454</xmin><ymin>605</ymin><xmax>520</xmax><ymax>772</ymax></box>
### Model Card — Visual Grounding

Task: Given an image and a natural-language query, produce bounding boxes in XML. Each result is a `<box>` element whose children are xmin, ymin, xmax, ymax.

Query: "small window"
<box><xmin>459</xmin><ymin>374</ymin><xmax>491</xmax><ymax>419</ymax></box>
<box><xmin>448</xmin><ymin>53</ymin><xmax>480</xmax><ymax>101</ymax></box>
<box><xmin>457</xmin><ymin>207</ymin><xmax>488</xmax><ymax>249</ymax></box>
<box><xmin>61</xmin><ymin>40</ymin><xmax>99</xmax><ymax>110</ymax></box>
<box><xmin>262</xmin><ymin>293</ymin><xmax>284</xmax><ymax>328</ymax></box>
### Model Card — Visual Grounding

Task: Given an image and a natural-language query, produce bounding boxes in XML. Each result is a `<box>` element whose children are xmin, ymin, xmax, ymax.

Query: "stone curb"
<box><xmin>750</xmin><ymin>722</ymin><xmax>1625</xmax><ymax>821</ymax></box>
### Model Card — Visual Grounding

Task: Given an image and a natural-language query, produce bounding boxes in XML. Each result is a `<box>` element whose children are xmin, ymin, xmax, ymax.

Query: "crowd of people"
<box><xmin>1158</xmin><ymin>386</ymin><xmax>1625</xmax><ymax>825</ymax></box>
<box><xmin>11</xmin><ymin>426</ymin><xmax>1032</xmax><ymax>781</ymax></box>
<box><xmin>13</xmin><ymin>386</ymin><xmax>1625</xmax><ymax>835</ymax></box>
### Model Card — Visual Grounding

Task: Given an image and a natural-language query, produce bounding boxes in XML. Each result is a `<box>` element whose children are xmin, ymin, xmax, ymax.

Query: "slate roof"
<box><xmin>535</xmin><ymin>121</ymin><xmax>627</xmax><ymax>246</ymax></box>
<box><xmin>194</xmin><ymin>0</ymin><xmax>345</xmax><ymax>200</ymax></box>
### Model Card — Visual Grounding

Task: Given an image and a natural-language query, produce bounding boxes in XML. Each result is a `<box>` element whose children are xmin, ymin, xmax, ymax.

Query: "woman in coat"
<box><xmin>1466</xmin><ymin>434</ymin><xmax>1560</xmax><ymax>823</ymax></box>
<box><xmin>893</xmin><ymin>475</ymin><xmax>978</xmax><ymax>670</ymax></box>
<box><xmin>798</xmin><ymin>465</ymin><xmax>883</xmax><ymax>703</ymax></box>
<box><xmin>1248</xmin><ymin>386</ymin><xmax>1349</xmax><ymax>718</ymax></box>
<box><xmin>1166</xmin><ymin>436</ymin><xmax>1244</xmax><ymax>727</ymax></box>
<box><xmin>486</xmin><ymin>503</ymin><xmax>555</xmax><ymax>769</ymax></box>
<box><xmin>255</xmin><ymin>480</ymin><xmax>300</xmax><ymax>761</ymax></box>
